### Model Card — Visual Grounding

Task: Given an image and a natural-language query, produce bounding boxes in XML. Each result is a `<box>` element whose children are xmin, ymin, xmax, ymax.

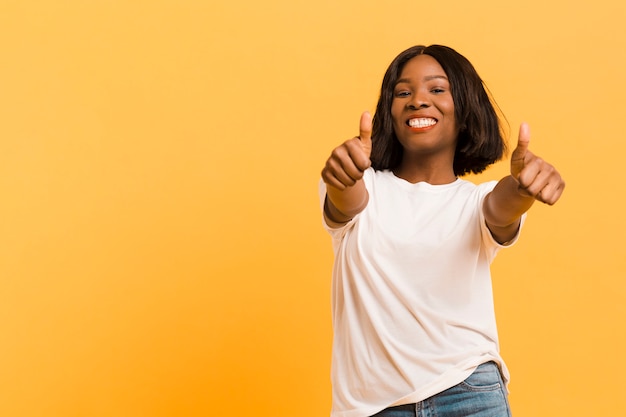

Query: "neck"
<box><xmin>393</xmin><ymin>155</ymin><xmax>457</xmax><ymax>185</ymax></box>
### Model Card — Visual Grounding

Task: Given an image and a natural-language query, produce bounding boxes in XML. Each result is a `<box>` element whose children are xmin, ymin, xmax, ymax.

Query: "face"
<box><xmin>391</xmin><ymin>54</ymin><xmax>458</xmax><ymax>156</ymax></box>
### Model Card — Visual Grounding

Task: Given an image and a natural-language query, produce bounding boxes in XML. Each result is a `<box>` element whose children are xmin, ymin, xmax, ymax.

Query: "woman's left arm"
<box><xmin>483</xmin><ymin>123</ymin><xmax>566</xmax><ymax>244</ymax></box>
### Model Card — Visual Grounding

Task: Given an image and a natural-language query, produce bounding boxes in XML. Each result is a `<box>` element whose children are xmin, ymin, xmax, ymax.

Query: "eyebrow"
<box><xmin>396</xmin><ymin>75</ymin><xmax>449</xmax><ymax>84</ymax></box>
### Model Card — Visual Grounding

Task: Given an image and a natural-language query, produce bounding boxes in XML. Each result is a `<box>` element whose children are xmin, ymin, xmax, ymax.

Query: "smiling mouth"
<box><xmin>407</xmin><ymin>118</ymin><xmax>437</xmax><ymax>128</ymax></box>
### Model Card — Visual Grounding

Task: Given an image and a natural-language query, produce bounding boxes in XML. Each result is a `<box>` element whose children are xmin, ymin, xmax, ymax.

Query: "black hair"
<box><xmin>371</xmin><ymin>45</ymin><xmax>507</xmax><ymax>176</ymax></box>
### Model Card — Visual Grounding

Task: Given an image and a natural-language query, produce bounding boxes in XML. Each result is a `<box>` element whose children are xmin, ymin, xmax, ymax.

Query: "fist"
<box><xmin>321</xmin><ymin>112</ymin><xmax>373</xmax><ymax>190</ymax></box>
<box><xmin>510</xmin><ymin>123</ymin><xmax>565</xmax><ymax>205</ymax></box>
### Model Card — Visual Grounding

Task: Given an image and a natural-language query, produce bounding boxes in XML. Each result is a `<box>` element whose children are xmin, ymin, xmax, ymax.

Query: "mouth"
<box><xmin>407</xmin><ymin>117</ymin><xmax>437</xmax><ymax>128</ymax></box>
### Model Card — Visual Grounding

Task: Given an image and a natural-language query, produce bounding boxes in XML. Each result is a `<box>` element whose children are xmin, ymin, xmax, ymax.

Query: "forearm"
<box><xmin>484</xmin><ymin>175</ymin><xmax>535</xmax><ymax>228</ymax></box>
<box><xmin>324</xmin><ymin>180</ymin><xmax>368</xmax><ymax>224</ymax></box>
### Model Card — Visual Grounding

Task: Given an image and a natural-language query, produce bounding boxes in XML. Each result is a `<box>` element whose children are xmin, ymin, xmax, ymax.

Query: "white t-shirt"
<box><xmin>319</xmin><ymin>168</ymin><xmax>524</xmax><ymax>417</ymax></box>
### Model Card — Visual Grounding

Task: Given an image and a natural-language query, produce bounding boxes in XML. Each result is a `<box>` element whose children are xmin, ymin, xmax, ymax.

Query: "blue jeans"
<box><xmin>371</xmin><ymin>362</ymin><xmax>512</xmax><ymax>417</ymax></box>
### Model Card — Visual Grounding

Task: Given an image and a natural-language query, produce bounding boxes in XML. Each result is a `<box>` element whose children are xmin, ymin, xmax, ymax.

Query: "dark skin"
<box><xmin>322</xmin><ymin>54</ymin><xmax>565</xmax><ymax>243</ymax></box>
<box><xmin>322</xmin><ymin>59</ymin><xmax>565</xmax><ymax>243</ymax></box>
<box><xmin>322</xmin><ymin>114</ymin><xmax>565</xmax><ymax>243</ymax></box>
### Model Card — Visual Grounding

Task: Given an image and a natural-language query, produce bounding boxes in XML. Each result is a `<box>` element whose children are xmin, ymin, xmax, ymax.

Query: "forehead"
<box><xmin>398</xmin><ymin>54</ymin><xmax>448</xmax><ymax>81</ymax></box>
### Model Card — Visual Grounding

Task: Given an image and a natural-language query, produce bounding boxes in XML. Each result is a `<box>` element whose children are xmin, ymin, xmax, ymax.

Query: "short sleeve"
<box><xmin>476</xmin><ymin>181</ymin><xmax>527</xmax><ymax>260</ymax></box>
<box><xmin>318</xmin><ymin>178</ymin><xmax>357</xmax><ymax>236</ymax></box>
<box><xmin>318</xmin><ymin>169</ymin><xmax>375</xmax><ymax>243</ymax></box>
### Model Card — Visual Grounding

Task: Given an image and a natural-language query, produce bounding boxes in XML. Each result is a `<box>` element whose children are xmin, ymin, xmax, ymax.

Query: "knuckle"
<box><xmin>324</xmin><ymin>159</ymin><xmax>337</xmax><ymax>172</ymax></box>
<box><xmin>346</xmin><ymin>138</ymin><xmax>361</xmax><ymax>150</ymax></box>
<box><xmin>330</xmin><ymin>147</ymin><xmax>344</xmax><ymax>158</ymax></box>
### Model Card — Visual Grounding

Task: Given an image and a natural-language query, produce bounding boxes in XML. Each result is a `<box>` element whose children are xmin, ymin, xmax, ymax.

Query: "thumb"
<box><xmin>512</xmin><ymin>122</ymin><xmax>530</xmax><ymax>160</ymax></box>
<box><xmin>359</xmin><ymin>111</ymin><xmax>373</xmax><ymax>159</ymax></box>
<box><xmin>511</xmin><ymin>122</ymin><xmax>530</xmax><ymax>177</ymax></box>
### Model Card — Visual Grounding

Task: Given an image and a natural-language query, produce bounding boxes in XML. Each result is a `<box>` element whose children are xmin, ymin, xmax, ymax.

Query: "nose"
<box><xmin>408</xmin><ymin>92</ymin><xmax>430</xmax><ymax>110</ymax></box>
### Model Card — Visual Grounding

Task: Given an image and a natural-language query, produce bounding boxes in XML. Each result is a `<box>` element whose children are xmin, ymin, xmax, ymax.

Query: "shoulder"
<box><xmin>361</xmin><ymin>167</ymin><xmax>395</xmax><ymax>190</ymax></box>
<box><xmin>455</xmin><ymin>178</ymin><xmax>498</xmax><ymax>197</ymax></box>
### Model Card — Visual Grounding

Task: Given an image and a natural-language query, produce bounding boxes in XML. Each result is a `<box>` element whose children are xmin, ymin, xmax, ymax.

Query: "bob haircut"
<box><xmin>371</xmin><ymin>45</ymin><xmax>507</xmax><ymax>176</ymax></box>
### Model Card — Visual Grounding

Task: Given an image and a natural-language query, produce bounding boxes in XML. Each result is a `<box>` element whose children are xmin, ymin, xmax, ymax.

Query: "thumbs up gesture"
<box><xmin>510</xmin><ymin>123</ymin><xmax>565</xmax><ymax>205</ymax></box>
<box><xmin>322</xmin><ymin>112</ymin><xmax>373</xmax><ymax>191</ymax></box>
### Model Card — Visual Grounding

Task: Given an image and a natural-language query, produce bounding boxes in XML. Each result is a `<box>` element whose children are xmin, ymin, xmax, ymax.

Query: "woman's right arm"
<box><xmin>321</xmin><ymin>111</ymin><xmax>373</xmax><ymax>224</ymax></box>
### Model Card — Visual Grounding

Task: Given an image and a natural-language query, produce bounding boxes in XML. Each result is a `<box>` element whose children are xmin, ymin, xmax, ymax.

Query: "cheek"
<box><xmin>443</xmin><ymin>98</ymin><xmax>455</xmax><ymax>116</ymax></box>
<box><xmin>391</xmin><ymin>103</ymin><xmax>403</xmax><ymax>125</ymax></box>
<box><xmin>438</xmin><ymin>97</ymin><xmax>453</xmax><ymax>112</ymax></box>
<box><xmin>441</xmin><ymin>103</ymin><xmax>457</xmax><ymax>127</ymax></box>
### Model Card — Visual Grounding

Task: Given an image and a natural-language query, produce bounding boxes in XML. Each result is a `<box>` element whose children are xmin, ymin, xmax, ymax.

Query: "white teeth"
<box><xmin>408</xmin><ymin>118</ymin><xmax>437</xmax><ymax>128</ymax></box>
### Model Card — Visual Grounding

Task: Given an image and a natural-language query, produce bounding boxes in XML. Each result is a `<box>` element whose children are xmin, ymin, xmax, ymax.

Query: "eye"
<box><xmin>394</xmin><ymin>90</ymin><xmax>411</xmax><ymax>98</ymax></box>
<box><xmin>431</xmin><ymin>87</ymin><xmax>446</xmax><ymax>94</ymax></box>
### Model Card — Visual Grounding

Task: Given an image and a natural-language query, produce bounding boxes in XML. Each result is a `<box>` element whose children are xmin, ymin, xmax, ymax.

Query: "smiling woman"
<box><xmin>1</xmin><ymin>0</ymin><xmax>621</xmax><ymax>415</ymax></box>
<box><xmin>319</xmin><ymin>44</ymin><xmax>565</xmax><ymax>417</ymax></box>
<box><xmin>371</xmin><ymin>45</ymin><xmax>505</xmax><ymax>179</ymax></box>
<box><xmin>390</xmin><ymin>55</ymin><xmax>458</xmax><ymax>182</ymax></box>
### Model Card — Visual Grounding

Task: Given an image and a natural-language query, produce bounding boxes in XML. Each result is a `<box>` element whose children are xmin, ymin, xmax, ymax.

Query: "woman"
<box><xmin>319</xmin><ymin>45</ymin><xmax>565</xmax><ymax>417</ymax></box>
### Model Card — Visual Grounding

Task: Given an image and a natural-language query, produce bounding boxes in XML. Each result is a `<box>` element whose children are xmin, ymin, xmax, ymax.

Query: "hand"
<box><xmin>510</xmin><ymin>123</ymin><xmax>565</xmax><ymax>205</ymax></box>
<box><xmin>321</xmin><ymin>111</ymin><xmax>373</xmax><ymax>190</ymax></box>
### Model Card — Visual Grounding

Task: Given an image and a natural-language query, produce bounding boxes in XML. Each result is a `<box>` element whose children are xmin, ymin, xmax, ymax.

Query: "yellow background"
<box><xmin>0</xmin><ymin>0</ymin><xmax>624</xmax><ymax>416</ymax></box>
